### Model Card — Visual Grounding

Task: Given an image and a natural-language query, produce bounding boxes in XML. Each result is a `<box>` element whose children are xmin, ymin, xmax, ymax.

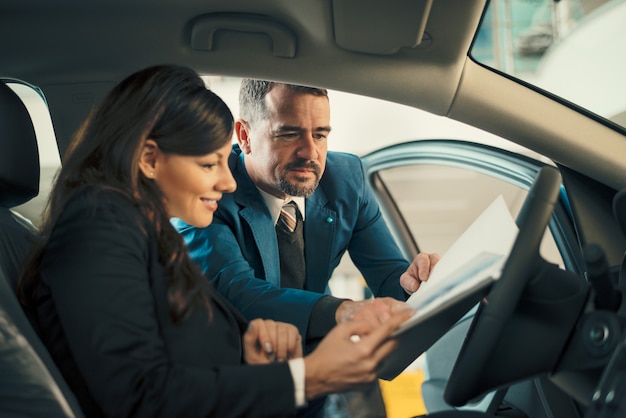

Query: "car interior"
<box><xmin>1</xmin><ymin>0</ymin><xmax>626</xmax><ymax>417</ymax></box>
<box><xmin>0</xmin><ymin>81</ymin><xmax>85</xmax><ymax>418</ymax></box>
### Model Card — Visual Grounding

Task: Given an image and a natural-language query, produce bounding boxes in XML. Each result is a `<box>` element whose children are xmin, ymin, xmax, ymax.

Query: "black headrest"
<box><xmin>0</xmin><ymin>81</ymin><xmax>40</xmax><ymax>208</ymax></box>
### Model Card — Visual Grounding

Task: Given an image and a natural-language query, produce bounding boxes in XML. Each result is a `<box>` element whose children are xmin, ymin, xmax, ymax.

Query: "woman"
<box><xmin>18</xmin><ymin>65</ymin><xmax>412</xmax><ymax>417</ymax></box>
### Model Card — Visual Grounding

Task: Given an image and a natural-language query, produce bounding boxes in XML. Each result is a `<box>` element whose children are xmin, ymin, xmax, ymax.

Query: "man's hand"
<box><xmin>243</xmin><ymin>319</ymin><xmax>303</xmax><ymax>364</ymax></box>
<box><xmin>304</xmin><ymin>307</ymin><xmax>415</xmax><ymax>400</ymax></box>
<box><xmin>400</xmin><ymin>252</ymin><xmax>441</xmax><ymax>295</ymax></box>
<box><xmin>335</xmin><ymin>297</ymin><xmax>410</xmax><ymax>325</ymax></box>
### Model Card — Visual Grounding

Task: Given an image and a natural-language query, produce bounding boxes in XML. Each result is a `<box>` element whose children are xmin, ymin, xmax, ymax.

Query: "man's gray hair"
<box><xmin>239</xmin><ymin>79</ymin><xmax>328</xmax><ymax>124</ymax></box>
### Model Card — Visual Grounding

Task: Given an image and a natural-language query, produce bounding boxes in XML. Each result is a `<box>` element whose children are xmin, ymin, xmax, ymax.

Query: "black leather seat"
<box><xmin>0</xmin><ymin>80</ymin><xmax>85</xmax><ymax>417</ymax></box>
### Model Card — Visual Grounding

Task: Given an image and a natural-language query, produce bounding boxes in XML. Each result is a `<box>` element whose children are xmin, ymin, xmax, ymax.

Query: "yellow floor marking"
<box><xmin>379</xmin><ymin>370</ymin><xmax>427</xmax><ymax>418</ymax></box>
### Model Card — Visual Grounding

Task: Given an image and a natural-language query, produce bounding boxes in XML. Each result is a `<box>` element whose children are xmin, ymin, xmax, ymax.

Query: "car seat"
<box><xmin>0</xmin><ymin>80</ymin><xmax>85</xmax><ymax>417</ymax></box>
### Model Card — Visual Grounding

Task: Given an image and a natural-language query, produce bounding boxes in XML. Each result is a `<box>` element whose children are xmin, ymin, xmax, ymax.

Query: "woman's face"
<box><xmin>152</xmin><ymin>141</ymin><xmax>236</xmax><ymax>227</ymax></box>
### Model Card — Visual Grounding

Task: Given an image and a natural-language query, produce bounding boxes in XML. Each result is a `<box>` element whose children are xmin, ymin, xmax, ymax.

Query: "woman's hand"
<box><xmin>243</xmin><ymin>319</ymin><xmax>303</xmax><ymax>364</ymax></box>
<box><xmin>303</xmin><ymin>307</ymin><xmax>414</xmax><ymax>400</ymax></box>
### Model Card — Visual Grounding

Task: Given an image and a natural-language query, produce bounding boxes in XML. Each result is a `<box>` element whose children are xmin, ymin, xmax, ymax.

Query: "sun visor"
<box><xmin>332</xmin><ymin>0</ymin><xmax>433</xmax><ymax>55</ymax></box>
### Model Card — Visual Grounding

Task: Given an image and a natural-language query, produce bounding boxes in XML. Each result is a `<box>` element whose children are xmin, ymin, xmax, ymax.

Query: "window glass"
<box><xmin>376</xmin><ymin>163</ymin><xmax>563</xmax><ymax>267</ymax></box>
<box><xmin>472</xmin><ymin>0</ymin><xmax>626</xmax><ymax>129</ymax></box>
<box><xmin>331</xmin><ymin>158</ymin><xmax>565</xmax><ymax>306</ymax></box>
<box><xmin>8</xmin><ymin>82</ymin><xmax>61</xmax><ymax>228</ymax></box>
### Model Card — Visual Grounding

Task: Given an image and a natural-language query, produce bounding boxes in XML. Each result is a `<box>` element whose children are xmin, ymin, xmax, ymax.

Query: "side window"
<box><xmin>7</xmin><ymin>82</ymin><xmax>61</xmax><ymax>228</ymax></box>
<box><xmin>329</xmin><ymin>141</ymin><xmax>572</xmax><ymax>304</ymax></box>
<box><xmin>376</xmin><ymin>163</ymin><xmax>564</xmax><ymax>267</ymax></box>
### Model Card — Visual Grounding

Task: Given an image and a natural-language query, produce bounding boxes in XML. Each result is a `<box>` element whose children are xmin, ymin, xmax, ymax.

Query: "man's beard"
<box><xmin>277</xmin><ymin>159</ymin><xmax>322</xmax><ymax>197</ymax></box>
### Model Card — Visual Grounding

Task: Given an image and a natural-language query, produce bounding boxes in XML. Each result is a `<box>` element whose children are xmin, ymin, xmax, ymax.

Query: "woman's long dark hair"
<box><xmin>18</xmin><ymin>64</ymin><xmax>234</xmax><ymax>322</ymax></box>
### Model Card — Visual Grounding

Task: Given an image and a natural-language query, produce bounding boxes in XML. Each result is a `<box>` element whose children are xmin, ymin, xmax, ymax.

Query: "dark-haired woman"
<box><xmin>18</xmin><ymin>64</ymin><xmax>412</xmax><ymax>417</ymax></box>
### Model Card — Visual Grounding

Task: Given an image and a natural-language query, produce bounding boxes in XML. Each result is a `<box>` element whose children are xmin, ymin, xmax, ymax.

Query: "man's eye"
<box><xmin>277</xmin><ymin>133</ymin><xmax>298</xmax><ymax>141</ymax></box>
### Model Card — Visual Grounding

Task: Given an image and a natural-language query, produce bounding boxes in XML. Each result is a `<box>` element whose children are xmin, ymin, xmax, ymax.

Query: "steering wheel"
<box><xmin>444</xmin><ymin>165</ymin><xmax>563</xmax><ymax>407</ymax></box>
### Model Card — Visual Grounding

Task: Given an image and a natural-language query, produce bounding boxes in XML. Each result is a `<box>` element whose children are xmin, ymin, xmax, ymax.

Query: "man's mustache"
<box><xmin>284</xmin><ymin>159</ymin><xmax>322</xmax><ymax>177</ymax></box>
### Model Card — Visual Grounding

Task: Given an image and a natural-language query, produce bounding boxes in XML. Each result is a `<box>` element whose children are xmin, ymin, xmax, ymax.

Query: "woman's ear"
<box><xmin>138</xmin><ymin>139</ymin><xmax>160</xmax><ymax>179</ymax></box>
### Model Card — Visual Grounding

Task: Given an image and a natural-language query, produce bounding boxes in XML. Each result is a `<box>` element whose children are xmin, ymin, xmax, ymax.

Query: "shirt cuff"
<box><xmin>288</xmin><ymin>357</ymin><xmax>307</xmax><ymax>408</ymax></box>
<box><xmin>307</xmin><ymin>295</ymin><xmax>347</xmax><ymax>339</ymax></box>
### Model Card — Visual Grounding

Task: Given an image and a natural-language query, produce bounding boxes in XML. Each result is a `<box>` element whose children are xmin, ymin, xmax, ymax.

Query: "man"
<box><xmin>175</xmin><ymin>80</ymin><xmax>436</xmax><ymax>342</ymax></box>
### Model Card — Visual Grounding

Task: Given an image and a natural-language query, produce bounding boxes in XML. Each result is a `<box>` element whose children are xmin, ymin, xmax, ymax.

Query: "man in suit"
<box><xmin>176</xmin><ymin>80</ymin><xmax>435</xmax><ymax>342</ymax></box>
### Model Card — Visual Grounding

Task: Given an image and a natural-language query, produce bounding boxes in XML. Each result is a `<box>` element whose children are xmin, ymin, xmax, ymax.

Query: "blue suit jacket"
<box><xmin>175</xmin><ymin>146</ymin><xmax>409</xmax><ymax>337</ymax></box>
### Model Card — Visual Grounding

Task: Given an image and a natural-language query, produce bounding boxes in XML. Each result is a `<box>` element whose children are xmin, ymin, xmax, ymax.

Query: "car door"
<box><xmin>362</xmin><ymin>139</ymin><xmax>585</xmax><ymax>416</ymax></box>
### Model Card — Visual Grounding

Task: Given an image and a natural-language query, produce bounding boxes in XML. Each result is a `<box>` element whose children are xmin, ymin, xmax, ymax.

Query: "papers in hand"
<box><xmin>378</xmin><ymin>195</ymin><xmax>518</xmax><ymax>380</ymax></box>
<box><xmin>393</xmin><ymin>195</ymin><xmax>519</xmax><ymax>336</ymax></box>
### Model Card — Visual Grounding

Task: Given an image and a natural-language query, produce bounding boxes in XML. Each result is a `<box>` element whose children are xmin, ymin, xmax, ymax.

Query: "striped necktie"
<box><xmin>276</xmin><ymin>201</ymin><xmax>305</xmax><ymax>289</ymax></box>
<box><xmin>279</xmin><ymin>201</ymin><xmax>298</xmax><ymax>233</ymax></box>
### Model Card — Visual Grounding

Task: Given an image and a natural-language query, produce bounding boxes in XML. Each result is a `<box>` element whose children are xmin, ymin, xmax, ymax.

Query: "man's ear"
<box><xmin>235</xmin><ymin>120</ymin><xmax>252</xmax><ymax>154</ymax></box>
<box><xmin>138</xmin><ymin>139</ymin><xmax>160</xmax><ymax>179</ymax></box>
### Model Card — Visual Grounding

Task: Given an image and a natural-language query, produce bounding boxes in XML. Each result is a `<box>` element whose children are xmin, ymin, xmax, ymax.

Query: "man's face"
<box><xmin>239</xmin><ymin>84</ymin><xmax>330</xmax><ymax>198</ymax></box>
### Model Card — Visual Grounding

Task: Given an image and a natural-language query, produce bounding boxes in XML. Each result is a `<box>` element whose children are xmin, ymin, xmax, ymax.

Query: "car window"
<box><xmin>375</xmin><ymin>163</ymin><xmax>563</xmax><ymax>266</ymax></box>
<box><xmin>328</xmin><ymin>137</ymin><xmax>580</xmax><ymax>311</ymax></box>
<box><xmin>361</xmin><ymin>140</ymin><xmax>577</xmax><ymax>272</ymax></box>
<box><xmin>6</xmin><ymin>81</ymin><xmax>60</xmax><ymax>228</ymax></box>
<box><xmin>472</xmin><ymin>0</ymin><xmax>626</xmax><ymax>130</ymax></box>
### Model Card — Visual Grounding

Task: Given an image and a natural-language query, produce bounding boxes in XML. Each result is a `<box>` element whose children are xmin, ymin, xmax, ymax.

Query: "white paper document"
<box><xmin>392</xmin><ymin>195</ymin><xmax>519</xmax><ymax>336</ymax></box>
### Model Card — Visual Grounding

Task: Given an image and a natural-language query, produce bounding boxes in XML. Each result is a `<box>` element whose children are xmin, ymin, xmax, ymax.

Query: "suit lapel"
<box><xmin>304</xmin><ymin>188</ymin><xmax>336</xmax><ymax>291</ymax></box>
<box><xmin>232</xmin><ymin>153</ymin><xmax>281</xmax><ymax>288</ymax></box>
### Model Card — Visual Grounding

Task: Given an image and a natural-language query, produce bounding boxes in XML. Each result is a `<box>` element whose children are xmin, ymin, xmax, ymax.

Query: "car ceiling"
<box><xmin>2</xmin><ymin>0</ymin><xmax>626</xmax><ymax>191</ymax></box>
<box><xmin>0</xmin><ymin>0</ymin><xmax>477</xmax><ymax>104</ymax></box>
